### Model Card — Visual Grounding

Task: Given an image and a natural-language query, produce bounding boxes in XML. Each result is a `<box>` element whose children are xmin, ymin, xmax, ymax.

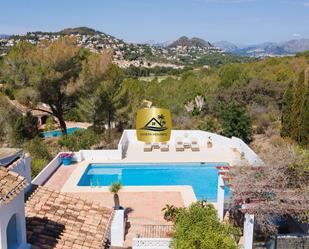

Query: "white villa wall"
<box><xmin>78</xmin><ymin>150</ymin><xmax>122</xmax><ymax>161</ymax></box>
<box><xmin>231</xmin><ymin>137</ymin><xmax>263</xmax><ymax>166</ymax></box>
<box><xmin>0</xmin><ymin>193</ymin><xmax>29</xmax><ymax>249</ymax></box>
<box><xmin>132</xmin><ymin>238</ymin><xmax>172</xmax><ymax>249</ymax></box>
<box><xmin>110</xmin><ymin>210</ymin><xmax>125</xmax><ymax>247</ymax></box>
<box><xmin>118</xmin><ymin>131</ymin><xmax>129</xmax><ymax>158</ymax></box>
<box><xmin>9</xmin><ymin>154</ymin><xmax>31</xmax><ymax>192</ymax></box>
<box><xmin>121</xmin><ymin>129</ymin><xmax>261</xmax><ymax>166</ymax></box>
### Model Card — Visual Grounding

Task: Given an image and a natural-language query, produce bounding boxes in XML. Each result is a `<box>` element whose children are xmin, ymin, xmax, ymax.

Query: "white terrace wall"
<box><xmin>118</xmin><ymin>130</ymin><xmax>130</xmax><ymax>158</ymax></box>
<box><xmin>122</xmin><ymin>129</ymin><xmax>261</xmax><ymax>166</ymax></box>
<box><xmin>78</xmin><ymin>150</ymin><xmax>122</xmax><ymax>161</ymax></box>
<box><xmin>132</xmin><ymin>238</ymin><xmax>172</xmax><ymax>249</ymax></box>
<box><xmin>9</xmin><ymin>154</ymin><xmax>31</xmax><ymax>192</ymax></box>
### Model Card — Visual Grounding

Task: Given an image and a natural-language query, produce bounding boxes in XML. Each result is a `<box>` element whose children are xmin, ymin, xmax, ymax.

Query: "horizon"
<box><xmin>1</xmin><ymin>0</ymin><xmax>309</xmax><ymax>45</ymax></box>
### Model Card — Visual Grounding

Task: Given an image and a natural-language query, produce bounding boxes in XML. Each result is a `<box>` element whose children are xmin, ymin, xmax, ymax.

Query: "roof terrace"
<box><xmin>31</xmin><ymin>129</ymin><xmax>261</xmax><ymax>247</ymax></box>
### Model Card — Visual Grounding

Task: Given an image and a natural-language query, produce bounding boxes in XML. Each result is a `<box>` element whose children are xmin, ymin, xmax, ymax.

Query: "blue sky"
<box><xmin>1</xmin><ymin>0</ymin><xmax>309</xmax><ymax>44</ymax></box>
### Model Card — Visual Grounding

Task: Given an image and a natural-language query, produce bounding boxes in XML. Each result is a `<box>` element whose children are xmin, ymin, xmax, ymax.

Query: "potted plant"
<box><xmin>241</xmin><ymin>151</ymin><xmax>245</xmax><ymax>159</ymax></box>
<box><xmin>60</xmin><ymin>152</ymin><xmax>74</xmax><ymax>166</ymax></box>
<box><xmin>207</xmin><ymin>136</ymin><xmax>213</xmax><ymax>148</ymax></box>
<box><xmin>162</xmin><ymin>204</ymin><xmax>180</xmax><ymax>222</ymax></box>
<box><xmin>109</xmin><ymin>181</ymin><xmax>122</xmax><ymax>210</ymax></box>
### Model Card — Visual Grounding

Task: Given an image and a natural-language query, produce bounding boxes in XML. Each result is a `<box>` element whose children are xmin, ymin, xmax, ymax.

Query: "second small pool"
<box><xmin>41</xmin><ymin>127</ymin><xmax>83</xmax><ymax>138</ymax></box>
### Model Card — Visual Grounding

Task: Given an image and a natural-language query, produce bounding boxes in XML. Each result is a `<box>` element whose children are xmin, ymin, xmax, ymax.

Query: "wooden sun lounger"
<box><xmin>175</xmin><ymin>137</ymin><xmax>183</xmax><ymax>145</ymax></box>
<box><xmin>191</xmin><ymin>143</ymin><xmax>200</xmax><ymax>151</ymax></box>
<box><xmin>191</xmin><ymin>137</ymin><xmax>198</xmax><ymax>144</ymax></box>
<box><xmin>160</xmin><ymin>142</ymin><xmax>169</xmax><ymax>152</ymax></box>
<box><xmin>175</xmin><ymin>143</ymin><xmax>184</xmax><ymax>152</ymax></box>
<box><xmin>152</xmin><ymin>142</ymin><xmax>160</xmax><ymax>149</ymax></box>
<box><xmin>144</xmin><ymin>143</ymin><xmax>152</xmax><ymax>152</ymax></box>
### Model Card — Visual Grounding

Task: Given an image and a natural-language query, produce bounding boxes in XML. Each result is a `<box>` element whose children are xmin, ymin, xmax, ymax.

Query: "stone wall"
<box><xmin>276</xmin><ymin>234</ymin><xmax>309</xmax><ymax>249</ymax></box>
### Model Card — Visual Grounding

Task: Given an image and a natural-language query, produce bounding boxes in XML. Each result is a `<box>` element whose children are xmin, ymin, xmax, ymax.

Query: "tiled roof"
<box><xmin>26</xmin><ymin>186</ymin><xmax>113</xmax><ymax>249</ymax></box>
<box><xmin>0</xmin><ymin>167</ymin><xmax>29</xmax><ymax>205</ymax></box>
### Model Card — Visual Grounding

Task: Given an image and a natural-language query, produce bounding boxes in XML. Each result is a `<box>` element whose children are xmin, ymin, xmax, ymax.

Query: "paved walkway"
<box><xmin>43</xmin><ymin>164</ymin><xmax>184</xmax><ymax>247</ymax></box>
<box><xmin>71</xmin><ymin>191</ymin><xmax>183</xmax><ymax>247</ymax></box>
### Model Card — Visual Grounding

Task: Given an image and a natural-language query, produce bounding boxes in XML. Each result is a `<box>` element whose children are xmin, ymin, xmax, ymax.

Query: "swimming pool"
<box><xmin>78</xmin><ymin>163</ymin><xmax>230</xmax><ymax>201</ymax></box>
<box><xmin>41</xmin><ymin>127</ymin><xmax>83</xmax><ymax>138</ymax></box>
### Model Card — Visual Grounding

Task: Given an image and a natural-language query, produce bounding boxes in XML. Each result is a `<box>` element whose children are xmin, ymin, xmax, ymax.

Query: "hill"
<box><xmin>214</xmin><ymin>39</ymin><xmax>309</xmax><ymax>57</ymax></box>
<box><xmin>281</xmin><ymin>39</ymin><xmax>309</xmax><ymax>53</ymax></box>
<box><xmin>58</xmin><ymin>27</ymin><xmax>103</xmax><ymax>36</ymax></box>
<box><xmin>168</xmin><ymin>36</ymin><xmax>213</xmax><ymax>48</ymax></box>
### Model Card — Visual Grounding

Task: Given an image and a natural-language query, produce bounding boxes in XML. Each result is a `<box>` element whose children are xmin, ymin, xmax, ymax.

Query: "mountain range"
<box><xmin>213</xmin><ymin>39</ymin><xmax>309</xmax><ymax>57</ymax></box>
<box><xmin>0</xmin><ymin>34</ymin><xmax>9</xmax><ymax>39</ymax></box>
<box><xmin>2</xmin><ymin>27</ymin><xmax>309</xmax><ymax>63</ymax></box>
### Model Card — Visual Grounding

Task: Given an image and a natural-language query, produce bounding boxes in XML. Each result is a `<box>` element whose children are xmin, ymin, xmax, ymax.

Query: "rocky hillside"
<box><xmin>215</xmin><ymin>39</ymin><xmax>309</xmax><ymax>57</ymax></box>
<box><xmin>168</xmin><ymin>36</ymin><xmax>213</xmax><ymax>48</ymax></box>
<box><xmin>0</xmin><ymin>28</ymin><xmax>228</xmax><ymax>67</ymax></box>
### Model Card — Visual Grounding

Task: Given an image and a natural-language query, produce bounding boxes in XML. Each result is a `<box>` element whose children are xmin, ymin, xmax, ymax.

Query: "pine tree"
<box><xmin>299</xmin><ymin>69</ymin><xmax>309</xmax><ymax>145</ymax></box>
<box><xmin>290</xmin><ymin>70</ymin><xmax>307</xmax><ymax>143</ymax></box>
<box><xmin>281</xmin><ymin>82</ymin><xmax>294</xmax><ymax>137</ymax></box>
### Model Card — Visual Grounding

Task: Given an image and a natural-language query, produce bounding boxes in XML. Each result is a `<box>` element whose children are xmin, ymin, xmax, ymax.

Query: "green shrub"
<box><xmin>218</xmin><ymin>102</ymin><xmax>252</xmax><ymax>143</ymax></box>
<box><xmin>44</xmin><ymin>117</ymin><xmax>56</xmax><ymax>131</ymax></box>
<box><xmin>24</xmin><ymin>137</ymin><xmax>52</xmax><ymax>161</ymax></box>
<box><xmin>11</xmin><ymin>112</ymin><xmax>39</xmax><ymax>146</ymax></box>
<box><xmin>57</xmin><ymin>129</ymin><xmax>100</xmax><ymax>151</ymax></box>
<box><xmin>198</xmin><ymin>117</ymin><xmax>223</xmax><ymax>133</ymax></box>
<box><xmin>172</xmin><ymin>202</ymin><xmax>240</xmax><ymax>249</ymax></box>
<box><xmin>30</xmin><ymin>158</ymin><xmax>48</xmax><ymax>178</ymax></box>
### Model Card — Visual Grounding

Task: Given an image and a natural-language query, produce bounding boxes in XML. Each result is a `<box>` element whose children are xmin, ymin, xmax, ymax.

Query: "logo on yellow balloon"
<box><xmin>136</xmin><ymin>107</ymin><xmax>172</xmax><ymax>142</ymax></box>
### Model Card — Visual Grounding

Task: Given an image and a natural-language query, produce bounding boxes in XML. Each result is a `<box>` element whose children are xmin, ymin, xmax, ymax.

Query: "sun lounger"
<box><xmin>175</xmin><ymin>143</ymin><xmax>184</xmax><ymax>152</ymax></box>
<box><xmin>191</xmin><ymin>143</ymin><xmax>200</xmax><ymax>152</ymax></box>
<box><xmin>160</xmin><ymin>142</ymin><xmax>169</xmax><ymax>152</ymax></box>
<box><xmin>191</xmin><ymin>137</ymin><xmax>198</xmax><ymax>144</ymax></box>
<box><xmin>175</xmin><ymin>137</ymin><xmax>183</xmax><ymax>145</ymax></box>
<box><xmin>144</xmin><ymin>143</ymin><xmax>152</xmax><ymax>152</ymax></box>
<box><xmin>152</xmin><ymin>142</ymin><xmax>160</xmax><ymax>149</ymax></box>
<box><xmin>184</xmin><ymin>141</ymin><xmax>191</xmax><ymax>149</ymax></box>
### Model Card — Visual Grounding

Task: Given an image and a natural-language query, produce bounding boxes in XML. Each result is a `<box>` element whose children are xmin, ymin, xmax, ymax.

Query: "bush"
<box><xmin>218</xmin><ymin>102</ymin><xmax>252</xmax><ymax>143</ymax></box>
<box><xmin>44</xmin><ymin>117</ymin><xmax>56</xmax><ymax>131</ymax></box>
<box><xmin>30</xmin><ymin>158</ymin><xmax>48</xmax><ymax>178</ymax></box>
<box><xmin>172</xmin><ymin>202</ymin><xmax>240</xmax><ymax>249</ymax></box>
<box><xmin>24</xmin><ymin>137</ymin><xmax>52</xmax><ymax>161</ymax></box>
<box><xmin>24</xmin><ymin>137</ymin><xmax>52</xmax><ymax>178</ymax></box>
<box><xmin>198</xmin><ymin>117</ymin><xmax>222</xmax><ymax>133</ymax></box>
<box><xmin>57</xmin><ymin>129</ymin><xmax>100</xmax><ymax>151</ymax></box>
<box><xmin>11</xmin><ymin>112</ymin><xmax>39</xmax><ymax>146</ymax></box>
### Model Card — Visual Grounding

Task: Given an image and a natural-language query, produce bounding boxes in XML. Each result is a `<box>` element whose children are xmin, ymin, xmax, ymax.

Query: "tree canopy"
<box><xmin>1</xmin><ymin>37</ymin><xmax>112</xmax><ymax>134</ymax></box>
<box><xmin>172</xmin><ymin>202</ymin><xmax>239</xmax><ymax>249</ymax></box>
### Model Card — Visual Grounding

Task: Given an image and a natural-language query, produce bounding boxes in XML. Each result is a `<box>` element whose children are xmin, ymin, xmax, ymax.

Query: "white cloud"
<box><xmin>304</xmin><ymin>2</ymin><xmax>309</xmax><ymax>7</ymax></box>
<box><xmin>293</xmin><ymin>33</ymin><xmax>301</xmax><ymax>37</ymax></box>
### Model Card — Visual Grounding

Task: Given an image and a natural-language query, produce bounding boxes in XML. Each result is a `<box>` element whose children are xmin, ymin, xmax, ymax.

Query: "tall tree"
<box><xmin>281</xmin><ymin>82</ymin><xmax>294</xmax><ymax>137</ymax></box>
<box><xmin>77</xmin><ymin>65</ymin><xmax>129</xmax><ymax>132</ymax></box>
<box><xmin>2</xmin><ymin>38</ymin><xmax>112</xmax><ymax>134</ymax></box>
<box><xmin>218</xmin><ymin>102</ymin><xmax>252</xmax><ymax>143</ymax></box>
<box><xmin>282</xmin><ymin>69</ymin><xmax>309</xmax><ymax>145</ymax></box>
<box><xmin>290</xmin><ymin>70</ymin><xmax>307</xmax><ymax>143</ymax></box>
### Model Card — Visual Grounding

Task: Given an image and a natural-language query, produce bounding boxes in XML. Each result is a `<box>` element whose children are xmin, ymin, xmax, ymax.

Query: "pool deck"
<box><xmin>43</xmin><ymin>163</ymin><xmax>187</xmax><ymax>247</ymax></box>
<box><xmin>44</xmin><ymin>161</ymin><xmax>197</xmax><ymax>207</ymax></box>
<box><xmin>123</xmin><ymin>142</ymin><xmax>241</xmax><ymax>165</ymax></box>
<box><xmin>41</xmin><ymin>139</ymin><xmax>240</xmax><ymax>247</ymax></box>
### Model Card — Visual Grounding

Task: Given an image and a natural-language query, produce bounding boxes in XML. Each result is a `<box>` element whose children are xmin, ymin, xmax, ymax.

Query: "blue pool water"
<box><xmin>41</xmin><ymin>127</ymin><xmax>83</xmax><ymax>138</ymax></box>
<box><xmin>78</xmin><ymin>163</ymin><xmax>230</xmax><ymax>201</ymax></box>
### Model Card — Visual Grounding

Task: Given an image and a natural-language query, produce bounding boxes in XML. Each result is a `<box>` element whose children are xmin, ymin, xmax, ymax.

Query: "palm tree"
<box><xmin>162</xmin><ymin>204</ymin><xmax>180</xmax><ymax>222</ymax></box>
<box><xmin>109</xmin><ymin>182</ymin><xmax>122</xmax><ymax>210</ymax></box>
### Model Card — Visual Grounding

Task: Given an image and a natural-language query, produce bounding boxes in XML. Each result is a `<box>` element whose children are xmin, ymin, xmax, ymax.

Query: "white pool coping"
<box><xmin>60</xmin><ymin>161</ymin><xmax>223</xmax><ymax>207</ymax></box>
